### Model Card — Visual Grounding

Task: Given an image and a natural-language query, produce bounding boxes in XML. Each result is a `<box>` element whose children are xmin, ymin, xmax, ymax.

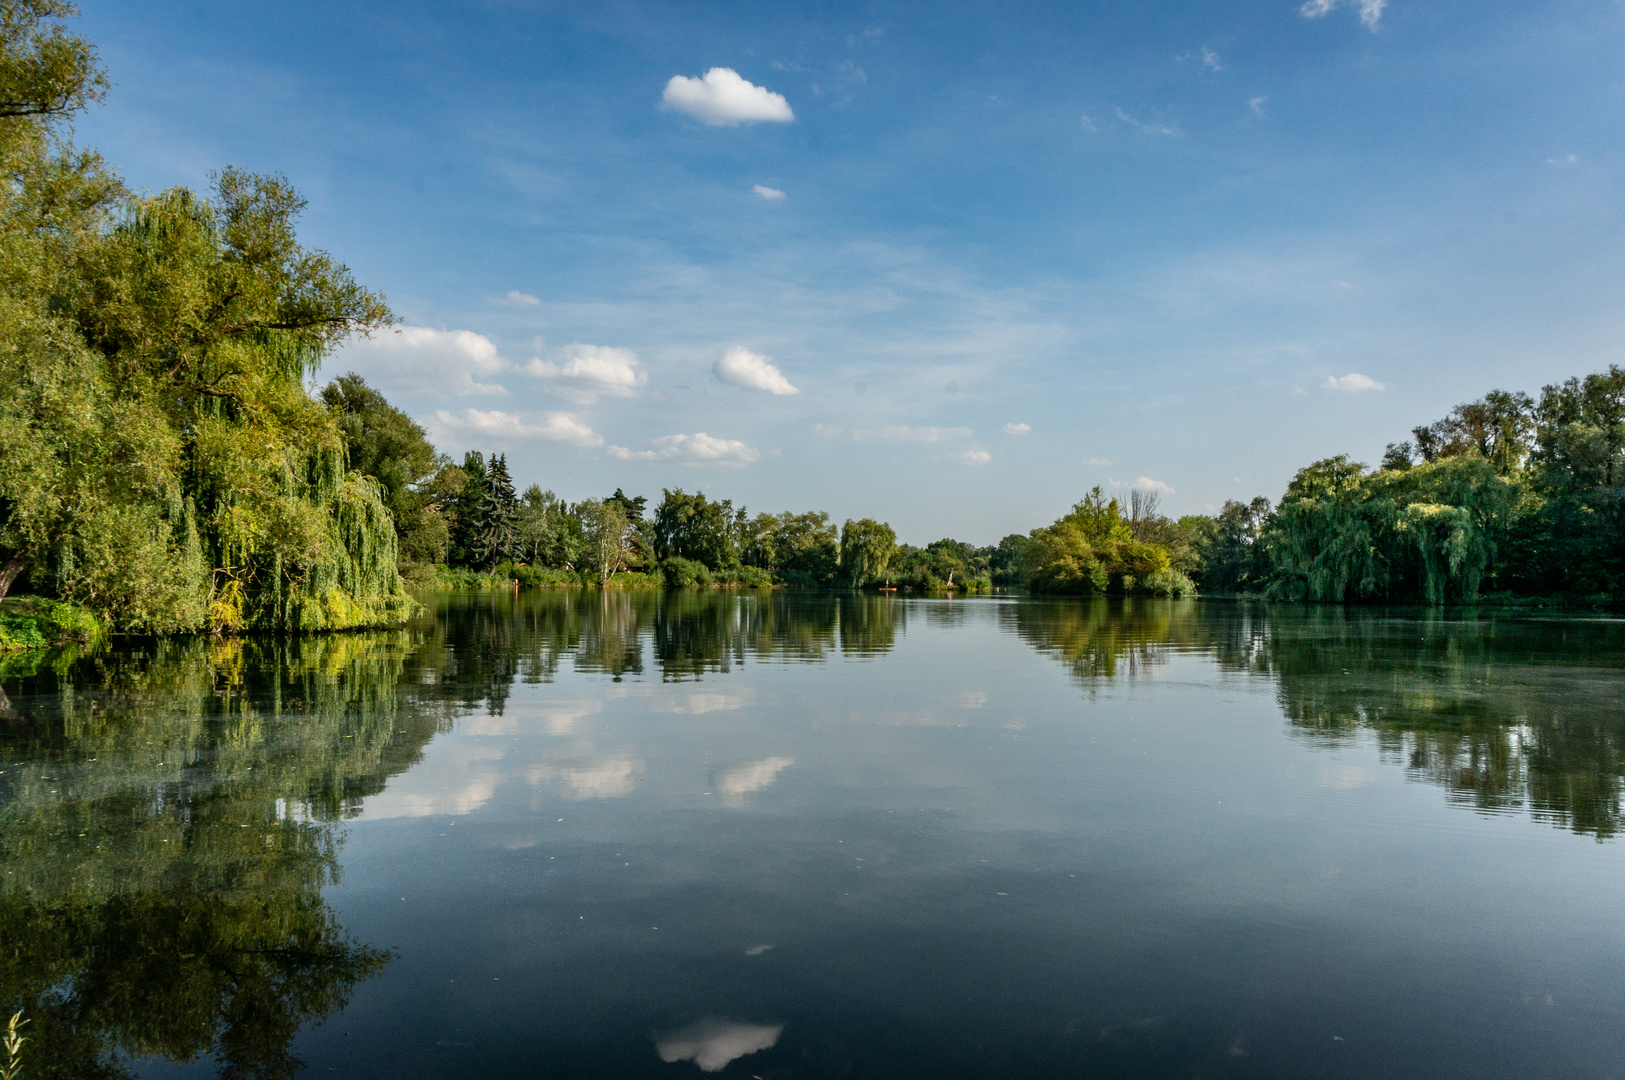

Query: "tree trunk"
<box><xmin>0</xmin><ymin>555</ymin><xmax>25</xmax><ymax>600</ymax></box>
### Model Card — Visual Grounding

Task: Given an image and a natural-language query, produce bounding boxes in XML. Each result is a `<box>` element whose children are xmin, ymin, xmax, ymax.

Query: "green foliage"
<box><xmin>742</xmin><ymin>510</ymin><xmax>840</xmax><ymax>582</ymax></box>
<box><xmin>322</xmin><ymin>372</ymin><xmax>449</xmax><ymax>573</ymax></box>
<box><xmin>0</xmin><ymin>594</ymin><xmax>100</xmax><ymax>651</ymax></box>
<box><xmin>653</xmin><ymin>488</ymin><xmax>744</xmax><ymax>569</ymax></box>
<box><xmin>0</xmin><ymin>7</ymin><xmax>413</xmax><ymax>633</ymax></box>
<box><xmin>838</xmin><ymin>518</ymin><xmax>897</xmax><ymax>588</ymax></box>
<box><xmin>1021</xmin><ymin>488</ymin><xmax>1182</xmax><ymax>595</ymax></box>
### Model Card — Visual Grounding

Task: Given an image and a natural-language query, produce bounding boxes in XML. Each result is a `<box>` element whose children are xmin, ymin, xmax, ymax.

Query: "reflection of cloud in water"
<box><xmin>528</xmin><ymin>752</ymin><xmax>642</xmax><ymax>799</ymax></box>
<box><xmin>744</xmin><ymin>943</ymin><xmax>773</xmax><ymax>956</ymax></box>
<box><xmin>461</xmin><ymin>713</ymin><xmax>517</xmax><ymax>737</ymax></box>
<box><xmin>1318</xmin><ymin>764</ymin><xmax>1376</xmax><ymax>789</ymax></box>
<box><xmin>959</xmin><ymin>691</ymin><xmax>988</xmax><ymax>708</ymax></box>
<box><xmin>656</xmin><ymin>1018</ymin><xmax>783</xmax><ymax>1073</ymax></box>
<box><xmin>712</xmin><ymin>757</ymin><xmax>795</xmax><ymax>800</ymax></box>
<box><xmin>652</xmin><ymin>688</ymin><xmax>754</xmax><ymax>714</ymax></box>
<box><xmin>531</xmin><ymin>699</ymin><xmax>602</xmax><ymax>735</ymax></box>
<box><xmin>362</xmin><ymin>746</ymin><xmax>505</xmax><ymax>819</ymax></box>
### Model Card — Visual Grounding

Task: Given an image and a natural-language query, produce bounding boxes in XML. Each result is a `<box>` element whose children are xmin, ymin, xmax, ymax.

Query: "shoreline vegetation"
<box><xmin>3</xmin><ymin>7</ymin><xmax>1624</xmax><ymax>654</ymax></box>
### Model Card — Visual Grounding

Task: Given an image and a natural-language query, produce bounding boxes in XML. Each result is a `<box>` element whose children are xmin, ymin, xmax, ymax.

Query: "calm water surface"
<box><xmin>3</xmin><ymin>593</ymin><xmax>1624</xmax><ymax>1079</ymax></box>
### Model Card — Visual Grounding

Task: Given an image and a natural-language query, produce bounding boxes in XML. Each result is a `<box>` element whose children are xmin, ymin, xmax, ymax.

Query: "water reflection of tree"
<box><xmin>0</xmin><ymin>634</ymin><xmax>442</xmax><ymax>1079</ymax></box>
<box><xmin>1007</xmin><ymin>600</ymin><xmax>1625</xmax><ymax>839</ymax></box>
<box><xmin>1003</xmin><ymin>598</ymin><xmax>1203</xmax><ymax>682</ymax></box>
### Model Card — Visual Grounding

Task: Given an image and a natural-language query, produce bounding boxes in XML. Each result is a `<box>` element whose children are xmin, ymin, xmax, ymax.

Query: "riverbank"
<box><xmin>0</xmin><ymin>597</ymin><xmax>105</xmax><ymax>653</ymax></box>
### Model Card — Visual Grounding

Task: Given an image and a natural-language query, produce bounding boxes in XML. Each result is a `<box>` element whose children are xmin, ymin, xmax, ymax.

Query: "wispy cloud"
<box><xmin>608</xmin><ymin>432</ymin><xmax>761</xmax><ymax>465</ymax></box>
<box><xmin>662</xmin><ymin>68</ymin><xmax>794</xmax><ymax>126</ymax></box>
<box><xmin>752</xmin><ymin>184</ymin><xmax>786</xmax><ymax>200</ymax></box>
<box><xmin>1116</xmin><ymin>107</ymin><xmax>1181</xmax><ymax>136</ymax></box>
<box><xmin>1178</xmin><ymin>47</ymin><xmax>1223</xmax><ymax>72</ymax></box>
<box><xmin>1547</xmin><ymin>153</ymin><xmax>1579</xmax><ymax>167</ymax></box>
<box><xmin>948</xmin><ymin>449</ymin><xmax>991</xmax><ymax>465</ymax></box>
<box><xmin>714</xmin><ymin>345</ymin><xmax>799</xmax><ymax>394</ymax></box>
<box><xmin>1301</xmin><ymin>0</ymin><xmax>1387</xmax><ymax>31</ymax></box>
<box><xmin>1324</xmin><ymin>372</ymin><xmax>1385</xmax><ymax>392</ymax></box>
<box><xmin>1080</xmin><ymin>113</ymin><xmax>1098</xmax><ymax>133</ymax></box>
<box><xmin>852</xmin><ymin>425</ymin><xmax>973</xmax><ymax>444</ymax></box>
<box><xmin>522</xmin><ymin>344</ymin><xmax>647</xmax><ymax>404</ymax></box>
<box><xmin>1084</xmin><ymin>456</ymin><xmax>1112</xmax><ymax>466</ymax></box>
<box><xmin>493</xmin><ymin>290</ymin><xmax>541</xmax><ymax>307</ymax></box>
<box><xmin>1249</xmin><ymin>96</ymin><xmax>1268</xmax><ymax>116</ymax></box>
<box><xmin>1003</xmin><ymin>422</ymin><xmax>1031</xmax><ymax>435</ymax></box>
<box><xmin>427</xmin><ymin>409</ymin><xmax>604</xmax><ymax>448</ymax></box>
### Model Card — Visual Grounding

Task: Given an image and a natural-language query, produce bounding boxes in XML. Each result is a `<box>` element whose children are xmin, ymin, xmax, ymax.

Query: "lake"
<box><xmin>2</xmin><ymin>592</ymin><xmax>1623</xmax><ymax>1079</ymax></box>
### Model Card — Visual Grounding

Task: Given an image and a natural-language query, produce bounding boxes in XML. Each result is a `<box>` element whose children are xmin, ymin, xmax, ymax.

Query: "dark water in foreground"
<box><xmin>3</xmin><ymin>592</ymin><xmax>1624</xmax><ymax>1079</ymax></box>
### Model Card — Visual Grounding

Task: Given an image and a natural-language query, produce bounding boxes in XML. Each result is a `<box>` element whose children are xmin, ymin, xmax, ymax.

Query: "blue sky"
<box><xmin>77</xmin><ymin>0</ymin><xmax>1625</xmax><ymax>543</ymax></box>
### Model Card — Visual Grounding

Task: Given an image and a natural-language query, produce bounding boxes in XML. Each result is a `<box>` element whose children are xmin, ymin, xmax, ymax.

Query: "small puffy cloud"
<box><xmin>714</xmin><ymin>345</ymin><xmax>799</xmax><ymax>395</ymax></box>
<box><xmin>948</xmin><ymin>449</ymin><xmax>992</xmax><ymax>465</ymax></box>
<box><xmin>752</xmin><ymin>184</ymin><xmax>786</xmax><ymax>200</ymax></box>
<box><xmin>522</xmin><ymin>344</ymin><xmax>647</xmax><ymax>404</ymax></box>
<box><xmin>334</xmin><ymin>326</ymin><xmax>510</xmax><ymax>399</ymax></box>
<box><xmin>608</xmin><ymin>432</ymin><xmax>761</xmax><ymax>465</ymax></box>
<box><xmin>662</xmin><ymin>68</ymin><xmax>794</xmax><ymax>126</ymax></box>
<box><xmin>656</xmin><ymin>1019</ymin><xmax>783</xmax><ymax>1073</ymax></box>
<box><xmin>428</xmin><ymin>408</ymin><xmax>604</xmax><ymax>448</ymax></box>
<box><xmin>852</xmin><ymin>425</ymin><xmax>972</xmax><ymax>444</ymax></box>
<box><xmin>1301</xmin><ymin>0</ymin><xmax>1386</xmax><ymax>30</ymax></box>
<box><xmin>1324</xmin><ymin>372</ymin><xmax>1385</xmax><ymax>392</ymax></box>
<box><xmin>1003</xmin><ymin>422</ymin><xmax>1031</xmax><ymax>435</ymax></box>
<box><xmin>1113</xmin><ymin>475</ymin><xmax>1176</xmax><ymax>495</ymax></box>
<box><xmin>1249</xmin><ymin>96</ymin><xmax>1268</xmax><ymax>115</ymax></box>
<box><xmin>494</xmin><ymin>290</ymin><xmax>540</xmax><ymax>307</ymax></box>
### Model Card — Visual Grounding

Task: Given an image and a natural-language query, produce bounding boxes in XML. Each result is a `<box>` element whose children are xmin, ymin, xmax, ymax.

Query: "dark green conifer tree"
<box><xmin>478</xmin><ymin>453</ymin><xmax>519</xmax><ymax>568</ymax></box>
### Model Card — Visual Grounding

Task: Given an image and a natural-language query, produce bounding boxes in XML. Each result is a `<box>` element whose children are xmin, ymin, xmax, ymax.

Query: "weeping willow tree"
<box><xmin>1261</xmin><ymin>455</ymin><xmax>1525</xmax><ymax>604</ymax></box>
<box><xmin>0</xmin><ymin>2</ymin><xmax>412</xmax><ymax>632</ymax></box>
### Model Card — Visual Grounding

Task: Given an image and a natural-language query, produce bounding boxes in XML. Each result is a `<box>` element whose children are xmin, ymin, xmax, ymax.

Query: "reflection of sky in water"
<box><xmin>323</xmin><ymin>598</ymin><xmax>1625</xmax><ymax>1078</ymax></box>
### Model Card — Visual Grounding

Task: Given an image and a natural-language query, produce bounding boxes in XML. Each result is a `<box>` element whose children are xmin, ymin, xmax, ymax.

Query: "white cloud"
<box><xmin>662</xmin><ymin>68</ymin><xmax>794</xmax><ymax>126</ymax></box>
<box><xmin>607</xmin><ymin>432</ymin><xmax>761</xmax><ymax>465</ymax></box>
<box><xmin>948</xmin><ymin>449</ymin><xmax>992</xmax><ymax>465</ymax></box>
<box><xmin>1084</xmin><ymin>456</ymin><xmax>1112</xmax><ymax>466</ymax></box>
<box><xmin>332</xmin><ymin>326</ymin><xmax>510</xmax><ymax>398</ymax></box>
<box><xmin>528</xmin><ymin>755</ymin><xmax>641</xmax><ymax>800</ymax></box>
<box><xmin>1301</xmin><ymin>0</ymin><xmax>1386</xmax><ymax>30</ymax></box>
<box><xmin>494</xmin><ymin>290</ymin><xmax>541</xmax><ymax>307</ymax></box>
<box><xmin>1547</xmin><ymin>153</ymin><xmax>1578</xmax><ymax>167</ymax></box>
<box><xmin>1080</xmin><ymin>113</ymin><xmax>1098</xmax><ymax>133</ymax></box>
<box><xmin>1116</xmin><ymin>107</ymin><xmax>1181</xmax><ymax>136</ymax></box>
<box><xmin>1112</xmin><ymin>476</ymin><xmax>1176</xmax><ymax>495</ymax></box>
<box><xmin>852</xmin><ymin>425</ymin><xmax>972</xmax><ymax>444</ymax></box>
<box><xmin>522</xmin><ymin>344</ymin><xmax>647</xmax><ymax>404</ymax></box>
<box><xmin>1002</xmin><ymin>422</ymin><xmax>1031</xmax><ymax>435</ymax></box>
<box><xmin>714</xmin><ymin>345</ymin><xmax>799</xmax><ymax>394</ymax></box>
<box><xmin>752</xmin><ymin>184</ymin><xmax>786</xmax><ymax>200</ymax></box>
<box><xmin>428</xmin><ymin>408</ymin><xmax>604</xmax><ymax>447</ymax></box>
<box><xmin>1249</xmin><ymin>96</ymin><xmax>1268</xmax><ymax>116</ymax></box>
<box><xmin>1324</xmin><ymin>372</ymin><xmax>1385</xmax><ymax>392</ymax></box>
<box><xmin>656</xmin><ymin>1020</ymin><xmax>783</xmax><ymax>1073</ymax></box>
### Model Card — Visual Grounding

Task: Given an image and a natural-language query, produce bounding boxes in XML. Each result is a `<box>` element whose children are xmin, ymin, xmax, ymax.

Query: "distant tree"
<box><xmin>475</xmin><ymin>453</ymin><xmax>518</xmax><ymax>568</ymax></box>
<box><xmin>653</xmin><ymin>488</ymin><xmax>744</xmax><ymax>569</ymax></box>
<box><xmin>516</xmin><ymin>485</ymin><xmax>582</xmax><ymax>569</ymax></box>
<box><xmin>838</xmin><ymin>518</ymin><xmax>897</xmax><ymax>587</ymax></box>
<box><xmin>577</xmin><ymin>498</ymin><xmax>634</xmax><ymax>584</ymax></box>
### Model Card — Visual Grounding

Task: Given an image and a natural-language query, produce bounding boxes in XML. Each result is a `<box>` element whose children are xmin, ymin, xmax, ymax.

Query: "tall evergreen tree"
<box><xmin>477</xmin><ymin>453</ymin><xmax>518</xmax><ymax>568</ymax></box>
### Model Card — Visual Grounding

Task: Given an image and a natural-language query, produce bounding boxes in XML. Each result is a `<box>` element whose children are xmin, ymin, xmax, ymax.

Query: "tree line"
<box><xmin>1195</xmin><ymin>366</ymin><xmax>1625</xmax><ymax>603</ymax></box>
